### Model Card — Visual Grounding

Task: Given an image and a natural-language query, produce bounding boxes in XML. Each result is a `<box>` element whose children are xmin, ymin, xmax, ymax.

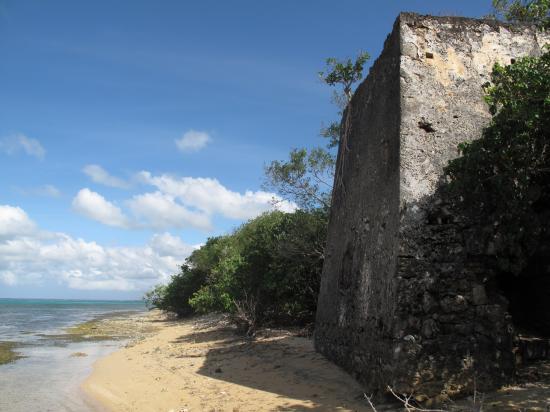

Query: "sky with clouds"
<box><xmin>0</xmin><ymin>0</ymin><xmax>491</xmax><ymax>299</ymax></box>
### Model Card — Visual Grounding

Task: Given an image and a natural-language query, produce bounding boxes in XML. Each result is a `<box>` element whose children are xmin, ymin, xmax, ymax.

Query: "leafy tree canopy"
<box><xmin>319</xmin><ymin>52</ymin><xmax>370</xmax><ymax>101</ymax></box>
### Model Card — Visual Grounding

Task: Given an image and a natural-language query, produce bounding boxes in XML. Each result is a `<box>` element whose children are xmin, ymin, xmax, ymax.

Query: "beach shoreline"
<box><xmin>0</xmin><ymin>299</ymin><xmax>149</xmax><ymax>412</ymax></box>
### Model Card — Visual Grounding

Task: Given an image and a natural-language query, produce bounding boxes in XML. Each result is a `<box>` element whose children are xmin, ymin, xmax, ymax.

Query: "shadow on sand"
<box><xmin>171</xmin><ymin>325</ymin><xmax>372</xmax><ymax>411</ymax></box>
<box><xmin>168</xmin><ymin>320</ymin><xmax>550</xmax><ymax>411</ymax></box>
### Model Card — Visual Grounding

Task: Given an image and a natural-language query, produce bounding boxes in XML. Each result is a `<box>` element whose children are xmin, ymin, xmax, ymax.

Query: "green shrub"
<box><xmin>144</xmin><ymin>236</ymin><xmax>224</xmax><ymax>317</ymax></box>
<box><xmin>143</xmin><ymin>264</ymin><xmax>205</xmax><ymax>317</ymax></box>
<box><xmin>144</xmin><ymin>208</ymin><xmax>328</xmax><ymax>328</ymax></box>
<box><xmin>190</xmin><ymin>209</ymin><xmax>327</xmax><ymax>329</ymax></box>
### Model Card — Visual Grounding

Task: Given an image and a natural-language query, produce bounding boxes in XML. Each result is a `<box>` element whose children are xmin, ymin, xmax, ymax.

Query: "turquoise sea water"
<box><xmin>0</xmin><ymin>298</ymin><xmax>146</xmax><ymax>411</ymax></box>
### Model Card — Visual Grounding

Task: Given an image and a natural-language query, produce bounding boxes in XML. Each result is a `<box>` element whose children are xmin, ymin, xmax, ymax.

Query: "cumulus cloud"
<box><xmin>72</xmin><ymin>188</ymin><xmax>130</xmax><ymax>228</ymax></box>
<box><xmin>0</xmin><ymin>204</ymin><xmax>196</xmax><ymax>291</ymax></box>
<box><xmin>127</xmin><ymin>191</ymin><xmax>212</xmax><ymax>231</ymax></box>
<box><xmin>149</xmin><ymin>232</ymin><xmax>196</xmax><ymax>257</ymax></box>
<box><xmin>139</xmin><ymin>171</ymin><xmax>296</xmax><ymax>220</ymax></box>
<box><xmin>0</xmin><ymin>205</ymin><xmax>36</xmax><ymax>239</ymax></box>
<box><xmin>0</xmin><ymin>134</ymin><xmax>45</xmax><ymax>159</ymax></box>
<box><xmin>175</xmin><ymin>130</ymin><xmax>211</xmax><ymax>153</ymax></box>
<box><xmin>72</xmin><ymin>172</ymin><xmax>296</xmax><ymax>231</ymax></box>
<box><xmin>83</xmin><ymin>164</ymin><xmax>130</xmax><ymax>189</ymax></box>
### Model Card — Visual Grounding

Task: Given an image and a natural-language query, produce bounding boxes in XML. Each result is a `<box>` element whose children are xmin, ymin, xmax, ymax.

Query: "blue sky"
<box><xmin>0</xmin><ymin>0</ymin><xmax>491</xmax><ymax>299</ymax></box>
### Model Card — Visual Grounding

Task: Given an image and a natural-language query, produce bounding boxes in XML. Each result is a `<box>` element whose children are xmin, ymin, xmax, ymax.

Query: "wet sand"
<box><xmin>0</xmin><ymin>307</ymin><xmax>154</xmax><ymax>412</ymax></box>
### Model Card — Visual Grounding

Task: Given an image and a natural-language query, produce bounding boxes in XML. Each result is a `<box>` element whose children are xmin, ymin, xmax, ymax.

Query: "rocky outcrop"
<box><xmin>315</xmin><ymin>13</ymin><xmax>550</xmax><ymax>401</ymax></box>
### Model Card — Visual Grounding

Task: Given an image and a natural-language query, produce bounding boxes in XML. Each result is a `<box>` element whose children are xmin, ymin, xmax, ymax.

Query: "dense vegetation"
<box><xmin>145</xmin><ymin>209</ymin><xmax>327</xmax><ymax>333</ymax></box>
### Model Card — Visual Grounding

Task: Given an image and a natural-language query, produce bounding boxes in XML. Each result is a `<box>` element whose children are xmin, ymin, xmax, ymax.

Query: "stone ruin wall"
<box><xmin>315</xmin><ymin>13</ymin><xmax>550</xmax><ymax>401</ymax></box>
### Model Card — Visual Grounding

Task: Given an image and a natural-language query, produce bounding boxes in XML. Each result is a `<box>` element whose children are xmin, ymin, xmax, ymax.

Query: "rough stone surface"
<box><xmin>315</xmin><ymin>13</ymin><xmax>550</xmax><ymax>401</ymax></box>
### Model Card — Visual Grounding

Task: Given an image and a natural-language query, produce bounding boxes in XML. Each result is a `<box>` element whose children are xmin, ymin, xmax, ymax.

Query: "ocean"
<box><xmin>0</xmin><ymin>298</ymin><xmax>146</xmax><ymax>411</ymax></box>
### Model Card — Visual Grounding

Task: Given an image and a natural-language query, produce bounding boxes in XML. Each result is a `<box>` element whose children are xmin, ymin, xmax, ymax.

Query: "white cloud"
<box><xmin>72</xmin><ymin>188</ymin><xmax>130</xmax><ymax>228</ymax></box>
<box><xmin>83</xmin><ymin>164</ymin><xmax>130</xmax><ymax>189</ymax></box>
<box><xmin>72</xmin><ymin>172</ymin><xmax>296</xmax><ymax>232</ymax></box>
<box><xmin>127</xmin><ymin>191</ymin><xmax>212</xmax><ymax>231</ymax></box>
<box><xmin>175</xmin><ymin>130</ymin><xmax>211</xmax><ymax>153</ymax></box>
<box><xmin>149</xmin><ymin>232</ymin><xmax>197</xmax><ymax>257</ymax></box>
<box><xmin>0</xmin><ymin>134</ymin><xmax>45</xmax><ymax>159</ymax></box>
<box><xmin>0</xmin><ymin>205</ymin><xmax>196</xmax><ymax>291</ymax></box>
<box><xmin>0</xmin><ymin>205</ymin><xmax>36</xmax><ymax>239</ymax></box>
<box><xmin>139</xmin><ymin>171</ymin><xmax>296</xmax><ymax>220</ymax></box>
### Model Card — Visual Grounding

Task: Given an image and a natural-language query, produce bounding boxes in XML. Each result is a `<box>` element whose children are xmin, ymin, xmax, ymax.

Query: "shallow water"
<box><xmin>0</xmin><ymin>298</ymin><xmax>146</xmax><ymax>411</ymax></box>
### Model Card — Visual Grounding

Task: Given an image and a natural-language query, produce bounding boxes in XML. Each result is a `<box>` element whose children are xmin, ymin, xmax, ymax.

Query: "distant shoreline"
<box><xmin>0</xmin><ymin>297</ymin><xmax>145</xmax><ymax>304</ymax></box>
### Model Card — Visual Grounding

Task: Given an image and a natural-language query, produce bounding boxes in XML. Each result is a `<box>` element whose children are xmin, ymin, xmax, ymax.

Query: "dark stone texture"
<box><xmin>314</xmin><ymin>15</ymin><xmax>402</xmax><ymax>395</ymax></box>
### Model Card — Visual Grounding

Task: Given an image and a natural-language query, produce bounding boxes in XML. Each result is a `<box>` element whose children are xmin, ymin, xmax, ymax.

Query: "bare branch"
<box><xmin>387</xmin><ymin>386</ymin><xmax>449</xmax><ymax>412</ymax></box>
<box><xmin>364</xmin><ymin>393</ymin><xmax>378</xmax><ymax>412</ymax></box>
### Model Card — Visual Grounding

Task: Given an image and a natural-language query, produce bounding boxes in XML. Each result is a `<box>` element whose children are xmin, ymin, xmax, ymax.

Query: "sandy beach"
<box><xmin>83</xmin><ymin>311</ymin><xmax>370</xmax><ymax>412</ymax></box>
<box><xmin>83</xmin><ymin>311</ymin><xmax>550</xmax><ymax>412</ymax></box>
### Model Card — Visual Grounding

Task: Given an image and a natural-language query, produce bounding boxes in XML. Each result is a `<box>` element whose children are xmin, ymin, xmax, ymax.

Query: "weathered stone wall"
<box><xmin>315</xmin><ymin>13</ymin><xmax>550</xmax><ymax>401</ymax></box>
<box><xmin>315</xmin><ymin>18</ymin><xmax>402</xmax><ymax>391</ymax></box>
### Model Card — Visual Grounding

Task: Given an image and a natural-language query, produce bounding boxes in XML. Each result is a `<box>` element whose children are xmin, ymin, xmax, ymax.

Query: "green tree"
<box><xmin>143</xmin><ymin>264</ymin><xmax>206</xmax><ymax>317</ymax></box>
<box><xmin>319</xmin><ymin>53</ymin><xmax>370</xmax><ymax>102</ymax></box>
<box><xmin>492</xmin><ymin>0</ymin><xmax>550</xmax><ymax>28</ymax></box>
<box><xmin>143</xmin><ymin>236</ymin><xmax>225</xmax><ymax>317</ymax></box>
<box><xmin>264</xmin><ymin>148</ymin><xmax>334</xmax><ymax>210</ymax></box>
<box><xmin>264</xmin><ymin>52</ymin><xmax>369</xmax><ymax>210</ymax></box>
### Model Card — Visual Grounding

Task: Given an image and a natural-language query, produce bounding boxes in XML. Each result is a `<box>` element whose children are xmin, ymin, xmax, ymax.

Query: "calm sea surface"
<box><xmin>0</xmin><ymin>298</ymin><xmax>146</xmax><ymax>412</ymax></box>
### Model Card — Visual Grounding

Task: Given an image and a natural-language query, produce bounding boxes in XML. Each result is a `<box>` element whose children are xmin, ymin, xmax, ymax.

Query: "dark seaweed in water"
<box><xmin>0</xmin><ymin>341</ymin><xmax>25</xmax><ymax>365</ymax></box>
